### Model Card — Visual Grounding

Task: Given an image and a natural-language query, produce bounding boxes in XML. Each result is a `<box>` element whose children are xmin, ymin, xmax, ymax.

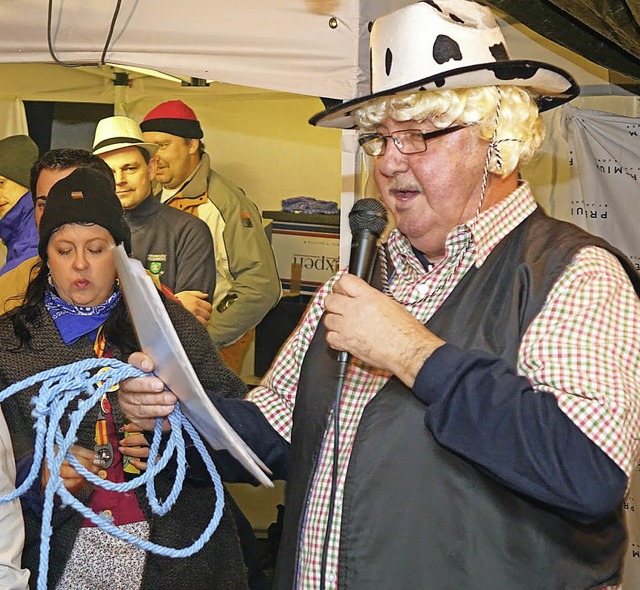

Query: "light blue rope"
<box><xmin>0</xmin><ymin>357</ymin><xmax>225</xmax><ymax>590</ymax></box>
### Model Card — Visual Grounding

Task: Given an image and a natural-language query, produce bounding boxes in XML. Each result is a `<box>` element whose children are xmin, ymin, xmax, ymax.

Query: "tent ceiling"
<box><xmin>0</xmin><ymin>0</ymin><xmax>418</xmax><ymax>100</ymax></box>
<box><xmin>486</xmin><ymin>0</ymin><xmax>640</xmax><ymax>81</ymax></box>
<box><xmin>0</xmin><ymin>0</ymin><xmax>638</xmax><ymax>101</ymax></box>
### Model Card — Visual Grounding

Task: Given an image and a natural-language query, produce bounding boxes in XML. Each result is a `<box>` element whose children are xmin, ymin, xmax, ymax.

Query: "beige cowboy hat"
<box><xmin>310</xmin><ymin>0</ymin><xmax>579</xmax><ymax>129</ymax></box>
<box><xmin>92</xmin><ymin>116</ymin><xmax>159</xmax><ymax>157</ymax></box>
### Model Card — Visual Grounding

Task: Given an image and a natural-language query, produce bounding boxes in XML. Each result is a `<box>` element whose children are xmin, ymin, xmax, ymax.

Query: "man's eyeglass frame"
<box><xmin>358</xmin><ymin>125</ymin><xmax>464</xmax><ymax>157</ymax></box>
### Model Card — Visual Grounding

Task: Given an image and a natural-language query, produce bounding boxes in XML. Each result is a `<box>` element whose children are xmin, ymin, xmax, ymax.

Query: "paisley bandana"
<box><xmin>44</xmin><ymin>287</ymin><xmax>122</xmax><ymax>345</ymax></box>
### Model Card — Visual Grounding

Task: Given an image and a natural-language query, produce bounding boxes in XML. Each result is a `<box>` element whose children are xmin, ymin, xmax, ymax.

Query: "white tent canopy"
<box><xmin>0</xmin><ymin>0</ymin><xmax>419</xmax><ymax>100</ymax></box>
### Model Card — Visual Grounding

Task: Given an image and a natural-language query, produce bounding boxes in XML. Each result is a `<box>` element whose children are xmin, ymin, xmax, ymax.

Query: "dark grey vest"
<box><xmin>274</xmin><ymin>209</ymin><xmax>640</xmax><ymax>590</ymax></box>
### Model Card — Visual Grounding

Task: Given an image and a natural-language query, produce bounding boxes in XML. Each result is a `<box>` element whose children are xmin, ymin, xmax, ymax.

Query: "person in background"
<box><xmin>0</xmin><ymin>135</ymin><xmax>39</xmax><ymax>277</ymax></box>
<box><xmin>0</xmin><ymin>149</ymin><xmax>114</xmax><ymax>315</ymax></box>
<box><xmin>93</xmin><ymin>116</ymin><xmax>215</xmax><ymax>325</ymax></box>
<box><xmin>120</xmin><ymin>2</ymin><xmax>640</xmax><ymax>589</ymax></box>
<box><xmin>0</xmin><ymin>406</ymin><xmax>30</xmax><ymax>589</ymax></box>
<box><xmin>0</xmin><ymin>167</ymin><xmax>249</xmax><ymax>590</ymax></box>
<box><xmin>140</xmin><ymin>100</ymin><xmax>280</xmax><ymax>372</ymax></box>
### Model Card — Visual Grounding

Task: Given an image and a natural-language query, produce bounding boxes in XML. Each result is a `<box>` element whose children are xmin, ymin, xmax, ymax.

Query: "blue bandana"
<box><xmin>44</xmin><ymin>288</ymin><xmax>122</xmax><ymax>345</ymax></box>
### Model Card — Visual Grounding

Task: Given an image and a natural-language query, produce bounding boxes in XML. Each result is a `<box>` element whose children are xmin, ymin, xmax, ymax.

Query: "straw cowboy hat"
<box><xmin>92</xmin><ymin>116</ymin><xmax>159</xmax><ymax>157</ymax></box>
<box><xmin>310</xmin><ymin>0</ymin><xmax>579</xmax><ymax>129</ymax></box>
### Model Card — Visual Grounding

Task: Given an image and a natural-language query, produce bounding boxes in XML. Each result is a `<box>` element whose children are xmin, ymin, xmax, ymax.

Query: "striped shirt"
<box><xmin>247</xmin><ymin>182</ymin><xmax>640</xmax><ymax>590</ymax></box>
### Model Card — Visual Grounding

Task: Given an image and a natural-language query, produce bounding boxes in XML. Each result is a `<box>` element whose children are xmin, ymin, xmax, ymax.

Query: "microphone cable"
<box><xmin>319</xmin><ymin>356</ymin><xmax>349</xmax><ymax>590</ymax></box>
<box><xmin>319</xmin><ymin>199</ymin><xmax>387</xmax><ymax>590</ymax></box>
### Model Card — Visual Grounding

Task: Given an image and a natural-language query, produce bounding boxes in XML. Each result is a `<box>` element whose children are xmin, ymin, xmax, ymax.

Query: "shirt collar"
<box><xmin>160</xmin><ymin>158</ymin><xmax>202</xmax><ymax>202</ymax></box>
<box><xmin>469</xmin><ymin>181</ymin><xmax>537</xmax><ymax>266</ymax></box>
<box><xmin>386</xmin><ymin>181</ymin><xmax>537</xmax><ymax>274</ymax></box>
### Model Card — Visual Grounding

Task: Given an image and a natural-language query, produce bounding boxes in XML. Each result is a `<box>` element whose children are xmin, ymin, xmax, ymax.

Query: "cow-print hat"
<box><xmin>310</xmin><ymin>0</ymin><xmax>579</xmax><ymax>129</ymax></box>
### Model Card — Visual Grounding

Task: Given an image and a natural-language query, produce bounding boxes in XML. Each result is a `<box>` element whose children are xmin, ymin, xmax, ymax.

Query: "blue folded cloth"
<box><xmin>281</xmin><ymin>196</ymin><xmax>339</xmax><ymax>215</ymax></box>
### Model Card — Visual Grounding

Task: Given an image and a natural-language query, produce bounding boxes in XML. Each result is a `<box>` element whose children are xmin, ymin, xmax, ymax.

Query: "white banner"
<box><xmin>562</xmin><ymin>103</ymin><xmax>640</xmax><ymax>587</ymax></box>
<box><xmin>561</xmin><ymin>104</ymin><xmax>640</xmax><ymax>271</ymax></box>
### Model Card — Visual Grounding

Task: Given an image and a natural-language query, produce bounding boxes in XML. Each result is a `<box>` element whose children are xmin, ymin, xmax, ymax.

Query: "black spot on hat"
<box><xmin>433</xmin><ymin>35</ymin><xmax>462</xmax><ymax>65</ymax></box>
<box><xmin>449</xmin><ymin>12</ymin><xmax>464</xmax><ymax>23</ymax></box>
<box><xmin>421</xmin><ymin>0</ymin><xmax>443</xmax><ymax>12</ymax></box>
<box><xmin>434</xmin><ymin>77</ymin><xmax>446</xmax><ymax>88</ymax></box>
<box><xmin>385</xmin><ymin>47</ymin><xmax>393</xmax><ymax>76</ymax></box>
<box><xmin>489</xmin><ymin>42</ymin><xmax>509</xmax><ymax>62</ymax></box>
<box><xmin>491</xmin><ymin>62</ymin><xmax>538</xmax><ymax>81</ymax></box>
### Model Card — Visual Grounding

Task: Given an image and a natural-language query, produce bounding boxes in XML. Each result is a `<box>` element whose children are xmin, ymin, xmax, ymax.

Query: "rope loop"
<box><xmin>0</xmin><ymin>357</ymin><xmax>225</xmax><ymax>590</ymax></box>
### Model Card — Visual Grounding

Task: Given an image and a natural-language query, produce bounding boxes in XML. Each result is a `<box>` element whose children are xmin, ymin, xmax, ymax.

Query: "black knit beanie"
<box><xmin>38</xmin><ymin>167</ymin><xmax>132</xmax><ymax>259</ymax></box>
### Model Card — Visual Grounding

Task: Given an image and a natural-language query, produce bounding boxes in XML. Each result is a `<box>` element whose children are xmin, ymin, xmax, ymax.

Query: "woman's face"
<box><xmin>46</xmin><ymin>224</ymin><xmax>117</xmax><ymax>307</ymax></box>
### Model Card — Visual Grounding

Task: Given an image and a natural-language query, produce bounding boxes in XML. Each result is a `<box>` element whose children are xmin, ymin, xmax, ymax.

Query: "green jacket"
<box><xmin>163</xmin><ymin>154</ymin><xmax>280</xmax><ymax>347</ymax></box>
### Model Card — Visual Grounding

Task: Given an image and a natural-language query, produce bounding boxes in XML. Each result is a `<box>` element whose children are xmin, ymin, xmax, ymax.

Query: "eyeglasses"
<box><xmin>358</xmin><ymin>125</ymin><xmax>464</xmax><ymax>157</ymax></box>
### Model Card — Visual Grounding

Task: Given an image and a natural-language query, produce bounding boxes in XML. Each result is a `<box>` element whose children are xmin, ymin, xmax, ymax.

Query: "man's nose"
<box><xmin>375</xmin><ymin>140</ymin><xmax>410</xmax><ymax>177</ymax></box>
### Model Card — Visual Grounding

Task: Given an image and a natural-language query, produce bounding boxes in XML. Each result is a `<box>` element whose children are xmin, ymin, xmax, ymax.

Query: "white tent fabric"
<box><xmin>0</xmin><ymin>0</ymin><xmax>416</xmax><ymax>100</ymax></box>
<box><xmin>561</xmin><ymin>105</ymin><xmax>640</xmax><ymax>261</ymax></box>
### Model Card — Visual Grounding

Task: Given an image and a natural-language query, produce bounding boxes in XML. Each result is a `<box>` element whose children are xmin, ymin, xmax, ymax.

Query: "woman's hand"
<box><xmin>119</xmin><ymin>422</ymin><xmax>150</xmax><ymax>472</ymax></box>
<box><xmin>42</xmin><ymin>445</ymin><xmax>99</xmax><ymax>497</ymax></box>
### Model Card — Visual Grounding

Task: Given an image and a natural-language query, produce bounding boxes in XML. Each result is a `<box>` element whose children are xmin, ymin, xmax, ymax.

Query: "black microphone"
<box><xmin>321</xmin><ymin>198</ymin><xmax>388</xmax><ymax>590</ymax></box>
<box><xmin>337</xmin><ymin>198</ymin><xmax>388</xmax><ymax>366</ymax></box>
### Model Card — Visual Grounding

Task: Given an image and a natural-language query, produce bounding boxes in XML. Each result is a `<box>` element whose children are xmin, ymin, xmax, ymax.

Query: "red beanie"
<box><xmin>140</xmin><ymin>100</ymin><xmax>203</xmax><ymax>139</ymax></box>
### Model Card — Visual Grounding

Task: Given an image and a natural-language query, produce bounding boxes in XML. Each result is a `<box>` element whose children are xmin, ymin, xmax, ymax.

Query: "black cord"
<box><xmin>100</xmin><ymin>0</ymin><xmax>123</xmax><ymax>65</ymax></box>
<box><xmin>319</xmin><ymin>356</ymin><xmax>349</xmax><ymax>590</ymax></box>
<box><xmin>46</xmin><ymin>0</ymin><xmax>122</xmax><ymax>68</ymax></box>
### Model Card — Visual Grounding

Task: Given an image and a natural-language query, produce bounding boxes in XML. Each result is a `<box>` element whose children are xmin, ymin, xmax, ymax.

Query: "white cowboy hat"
<box><xmin>92</xmin><ymin>116</ymin><xmax>159</xmax><ymax>157</ymax></box>
<box><xmin>310</xmin><ymin>0</ymin><xmax>579</xmax><ymax>129</ymax></box>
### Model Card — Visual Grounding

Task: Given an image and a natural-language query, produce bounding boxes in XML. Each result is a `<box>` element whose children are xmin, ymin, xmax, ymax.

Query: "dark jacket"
<box><xmin>0</xmin><ymin>297</ymin><xmax>249</xmax><ymax>590</ymax></box>
<box><xmin>127</xmin><ymin>194</ymin><xmax>216</xmax><ymax>301</ymax></box>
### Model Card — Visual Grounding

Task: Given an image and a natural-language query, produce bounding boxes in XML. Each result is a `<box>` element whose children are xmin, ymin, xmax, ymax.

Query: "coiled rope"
<box><xmin>0</xmin><ymin>357</ymin><xmax>225</xmax><ymax>590</ymax></box>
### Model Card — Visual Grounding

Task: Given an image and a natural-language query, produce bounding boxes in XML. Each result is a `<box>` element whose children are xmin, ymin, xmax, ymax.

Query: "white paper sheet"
<box><xmin>114</xmin><ymin>244</ymin><xmax>273</xmax><ymax>487</ymax></box>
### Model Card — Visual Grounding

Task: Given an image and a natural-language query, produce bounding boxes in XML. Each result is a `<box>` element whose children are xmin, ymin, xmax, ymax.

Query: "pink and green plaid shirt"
<box><xmin>248</xmin><ymin>183</ymin><xmax>640</xmax><ymax>590</ymax></box>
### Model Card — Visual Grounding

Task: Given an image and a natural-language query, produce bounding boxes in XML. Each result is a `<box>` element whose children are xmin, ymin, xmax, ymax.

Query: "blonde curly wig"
<box><xmin>353</xmin><ymin>86</ymin><xmax>545</xmax><ymax>177</ymax></box>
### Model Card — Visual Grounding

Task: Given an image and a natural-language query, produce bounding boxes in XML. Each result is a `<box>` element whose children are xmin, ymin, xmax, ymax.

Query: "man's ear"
<box><xmin>187</xmin><ymin>139</ymin><xmax>200</xmax><ymax>155</ymax></box>
<box><xmin>147</xmin><ymin>156</ymin><xmax>158</xmax><ymax>181</ymax></box>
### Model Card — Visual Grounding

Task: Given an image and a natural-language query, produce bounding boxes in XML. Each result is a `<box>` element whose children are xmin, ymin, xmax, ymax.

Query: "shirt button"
<box><xmin>98</xmin><ymin>469</ymin><xmax>108</xmax><ymax>479</ymax></box>
<box><xmin>102</xmin><ymin>509</ymin><xmax>112</xmax><ymax>518</ymax></box>
<box><xmin>416</xmin><ymin>283</ymin><xmax>430</xmax><ymax>297</ymax></box>
<box><xmin>328</xmin><ymin>571</ymin><xmax>336</xmax><ymax>583</ymax></box>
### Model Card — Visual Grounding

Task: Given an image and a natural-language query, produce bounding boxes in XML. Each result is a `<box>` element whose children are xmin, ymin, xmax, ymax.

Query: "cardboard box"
<box><xmin>263</xmin><ymin>211</ymin><xmax>340</xmax><ymax>294</ymax></box>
